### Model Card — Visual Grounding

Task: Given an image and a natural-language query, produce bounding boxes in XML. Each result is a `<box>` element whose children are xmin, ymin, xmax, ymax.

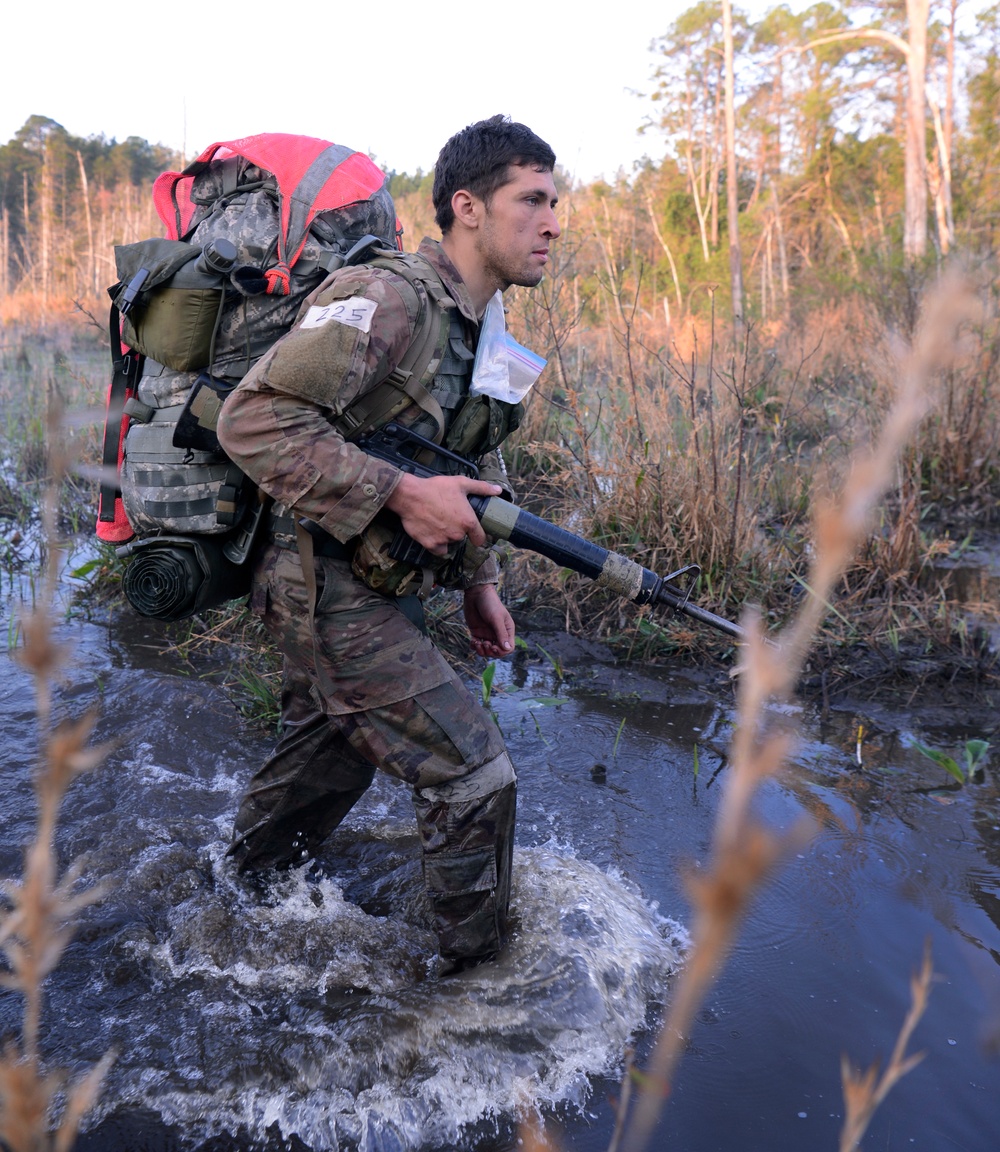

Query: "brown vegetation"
<box><xmin>1</xmin><ymin>7</ymin><xmax>998</xmax><ymax>1142</ymax></box>
<box><xmin>489</xmin><ymin>238</ymin><xmax>1000</xmax><ymax>699</ymax></box>
<box><xmin>0</xmin><ymin>412</ymin><xmax>113</xmax><ymax>1151</ymax></box>
<box><xmin>519</xmin><ymin>232</ymin><xmax>976</xmax><ymax>1152</ymax></box>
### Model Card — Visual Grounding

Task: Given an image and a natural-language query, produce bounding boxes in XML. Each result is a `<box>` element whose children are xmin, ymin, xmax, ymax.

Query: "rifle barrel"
<box><xmin>469</xmin><ymin>495</ymin><xmax>746</xmax><ymax>643</ymax></box>
<box><xmin>651</xmin><ymin>582</ymin><xmax>748</xmax><ymax>641</ymax></box>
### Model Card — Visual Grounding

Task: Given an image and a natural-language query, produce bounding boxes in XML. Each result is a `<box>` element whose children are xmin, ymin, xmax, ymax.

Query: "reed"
<box><xmin>519</xmin><ymin>270</ymin><xmax>977</xmax><ymax>1151</ymax></box>
<box><xmin>616</xmin><ymin>269</ymin><xmax>978</xmax><ymax>1151</ymax></box>
<box><xmin>0</xmin><ymin>405</ymin><xmax>113</xmax><ymax>1151</ymax></box>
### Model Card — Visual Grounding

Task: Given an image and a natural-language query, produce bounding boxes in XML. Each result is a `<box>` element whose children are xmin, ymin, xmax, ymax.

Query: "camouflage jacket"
<box><xmin>217</xmin><ymin>238</ymin><xmax>513</xmax><ymax>586</ymax></box>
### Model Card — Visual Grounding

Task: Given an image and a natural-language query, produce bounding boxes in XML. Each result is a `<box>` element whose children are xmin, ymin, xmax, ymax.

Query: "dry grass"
<box><xmin>502</xmin><ymin>316</ymin><xmax>780</xmax><ymax>649</ymax></box>
<box><xmin>837</xmin><ymin>943</ymin><xmax>934</xmax><ymax>1152</ymax></box>
<box><xmin>0</xmin><ymin>295</ymin><xmax>105</xmax><ymax>332</ymax></box>
<box><xmin>0</xmin><ymin>406</ymin><xmax>113</xmax><ymax>1152</ymax></box>
<box><xmin>501</xmin><ymin>248</ymin><xmax>1000</xmax><ymax>688</ymax></box>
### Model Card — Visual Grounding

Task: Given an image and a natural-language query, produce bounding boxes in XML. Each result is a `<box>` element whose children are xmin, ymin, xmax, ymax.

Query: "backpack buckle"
<box><xmin>118</xmin><ymin>268</ymin><xmax>149</xmax><ymax>316</ymax></box>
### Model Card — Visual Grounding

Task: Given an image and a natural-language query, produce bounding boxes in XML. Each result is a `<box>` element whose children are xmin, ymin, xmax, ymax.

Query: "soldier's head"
<box><xmin>433</xmin><ymin>115</ymin><xmax>556</xmax><ymax>235</ymax></box>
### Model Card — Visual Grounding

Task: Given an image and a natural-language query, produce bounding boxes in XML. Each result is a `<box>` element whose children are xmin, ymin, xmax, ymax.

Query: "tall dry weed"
<box><xmin>503</xmin><ymin>272</ymin><xmax>979</xmax><ymax>1152</ymax></box>
<box><xmin>612</xmin><ymin>269</ymin><xmax>980</xmax><ymax>1150</ymax></box>
<box><xmin>916</xmin><ymin>275</ymin><xmax>1000</xmax><ymax>520</ymax></box>
<box><xmin>0</xmin><ymin>406</ymin><xmax>113</xmax><ymax>1151</ymax></box>
<box><xmin>837</xmin><ymin>943</ymin><xmax>934</xmax><ymax>1152</ymax></box>
<box><xmin>506</xmin><ymin>288</ymin><xmax>783</xmax><ymax>639</ymax></box>
<box><xmin>506</xmin><ymin>228</ymin><xmax>999</xmax><ymax>675</ymax></box>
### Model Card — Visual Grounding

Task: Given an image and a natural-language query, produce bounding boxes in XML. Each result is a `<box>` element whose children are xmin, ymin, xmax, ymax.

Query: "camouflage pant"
<box><xmin>229</xmin><ymin>543</ymin><xmax>516</xmax><ymax>967</ymax></box>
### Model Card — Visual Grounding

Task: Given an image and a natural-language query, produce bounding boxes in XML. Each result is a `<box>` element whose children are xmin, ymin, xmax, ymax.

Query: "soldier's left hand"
<box><xmin>464</xmin><ymin>584</ymin><xmax>515</xmax><ymax>659</ymax></box>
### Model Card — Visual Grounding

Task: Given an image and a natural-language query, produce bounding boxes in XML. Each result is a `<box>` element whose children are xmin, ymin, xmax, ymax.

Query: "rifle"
<box><xmin>356</xmin><ymin>422</ymin><xmax>747</xmax><ymax>643</ymax></box>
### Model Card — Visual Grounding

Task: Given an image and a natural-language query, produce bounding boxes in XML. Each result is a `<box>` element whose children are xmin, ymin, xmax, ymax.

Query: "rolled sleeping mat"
<box><xmin>119</xmin><ymin>534</ymin><xmax>252</xmax><ymax>621</ymax></box>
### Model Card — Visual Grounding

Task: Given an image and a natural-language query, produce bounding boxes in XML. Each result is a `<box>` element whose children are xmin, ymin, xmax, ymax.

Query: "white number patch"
<box><xmin>301</xmin><ymin>297</ymin><xmax>378</xmax><ymax>333</ymax></box>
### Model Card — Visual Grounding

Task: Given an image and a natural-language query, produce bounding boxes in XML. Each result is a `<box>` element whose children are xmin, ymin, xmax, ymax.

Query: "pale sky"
<box><xmin>4</xmin><ymin>1</ymin><xmax>685</xmax><ymax>183</ymax></box>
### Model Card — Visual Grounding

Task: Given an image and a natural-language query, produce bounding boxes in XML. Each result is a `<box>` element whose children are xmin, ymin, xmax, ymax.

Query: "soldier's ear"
<box><xmin>450</xmin><ymin>189</ymin><xmax>482</xmax><ymax>231</ymax></box>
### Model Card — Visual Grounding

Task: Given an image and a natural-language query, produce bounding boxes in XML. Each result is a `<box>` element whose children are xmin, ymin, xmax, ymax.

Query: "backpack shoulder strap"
<box><xmin>333</xmin><ymin>250</ymin><xmax>454</xmax><ymax>442</ymax></box>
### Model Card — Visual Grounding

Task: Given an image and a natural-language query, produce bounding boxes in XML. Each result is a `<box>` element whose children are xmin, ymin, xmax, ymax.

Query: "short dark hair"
<box><xmin>432</xmin><ymin>115</ymin><xmax>556</xmax><ymax>233</ymax></box>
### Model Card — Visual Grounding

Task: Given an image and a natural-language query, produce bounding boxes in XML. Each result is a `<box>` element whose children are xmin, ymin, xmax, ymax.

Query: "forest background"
<box><xmin>1</xmin><ymin>0</ymin><xmax>999</xmax><ymax>698</ymax></box>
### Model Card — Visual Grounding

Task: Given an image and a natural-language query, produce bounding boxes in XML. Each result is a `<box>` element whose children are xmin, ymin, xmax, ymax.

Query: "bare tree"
<box><xmin>722</xmin><ymin>0</ymin><xmax>745</xmax><ymax>331</ymax></box>
<box><xmin>76</xmin><ymin>152</ymin><xmax>96</xmax><ymax>297</ymax></box>
<box><xmin>928</xmin><ymin>0</ymin><xmax>959</xmax><ymax>253</ymax></box>
<box><xmin>800</xmin><ymin>0</ymin><xmax>932</xmax><ymax>261</ymax></box>
<box><xmin>904</xmin><ymin>0</ymin><xmax>930</xmax><ymax>260</ymax></box>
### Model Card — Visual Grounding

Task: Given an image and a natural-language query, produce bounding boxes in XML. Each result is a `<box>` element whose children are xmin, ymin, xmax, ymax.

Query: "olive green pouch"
<box><xmin>351</xmin><ymin>518</ymin><xmax>425</xmax><ymax>597</ymax></box>
<box><xmin>444</xmin><ymin>393</ymin><xmax>523</xmax><ymax>458</ymax></box>
<box><xmin>111</xmin><ymin>239</ymin><xmax>227</xmax><ymax>372</ymax></box>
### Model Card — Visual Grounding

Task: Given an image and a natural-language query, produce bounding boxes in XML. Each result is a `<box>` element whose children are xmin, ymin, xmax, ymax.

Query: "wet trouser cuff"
<box><xmin>413</xmin><ymin>753</ymin><xmax>517</xmax><ymax>968</ymax></box>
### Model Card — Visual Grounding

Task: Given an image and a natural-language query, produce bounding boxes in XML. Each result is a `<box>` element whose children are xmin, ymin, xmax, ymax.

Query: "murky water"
<box><xmin>2</xmin><ymin>569</ymin><xmax>1000</xmax><ymax>1150</ymax></box>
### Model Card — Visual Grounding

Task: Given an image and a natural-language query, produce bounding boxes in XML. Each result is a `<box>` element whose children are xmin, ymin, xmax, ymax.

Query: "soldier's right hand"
<box><xmin>386</xmin><ymin>473</ymin><xmax>502</xmax><ymax>554</ymax></box>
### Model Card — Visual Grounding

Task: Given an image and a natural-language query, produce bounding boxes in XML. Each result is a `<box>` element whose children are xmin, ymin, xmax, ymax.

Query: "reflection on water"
<box><xmin>2</xmin><ymin>612</ymin><xmax>1000</xmax><ymax>1151</ymax></box>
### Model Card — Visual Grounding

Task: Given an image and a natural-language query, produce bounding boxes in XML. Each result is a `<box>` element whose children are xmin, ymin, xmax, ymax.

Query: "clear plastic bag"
<box><xmin>471</xmin><ymin>291</ymin><xmax>547</xmax><ymax>403</ymax></box>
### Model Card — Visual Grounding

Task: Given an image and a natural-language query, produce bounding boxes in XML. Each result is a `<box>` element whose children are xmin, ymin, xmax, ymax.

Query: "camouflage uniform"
<box><xmin>216</xmin><ymin>239</ymin><xmax>517</xmax><ymax>969</ymax></box>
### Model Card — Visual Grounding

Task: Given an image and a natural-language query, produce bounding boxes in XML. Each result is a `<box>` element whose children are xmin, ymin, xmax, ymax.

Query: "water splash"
<box><xmin>91</xmin><ymin>839</ymin><xmax>685</xmax><ymax>1151</ymax></box>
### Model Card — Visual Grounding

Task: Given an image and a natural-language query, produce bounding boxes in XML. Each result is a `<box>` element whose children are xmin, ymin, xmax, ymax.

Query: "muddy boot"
<box><xmin>412</xmin><ymin>752</ymin><xmax>517</xmax><ymax>973</ymax></box>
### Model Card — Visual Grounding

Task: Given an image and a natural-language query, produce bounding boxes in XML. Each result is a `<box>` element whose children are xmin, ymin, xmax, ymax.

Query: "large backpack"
<box><xmin>97</xmin><ymin>134</ymin><xmax>406</xmax><ymax>621</ymax></box>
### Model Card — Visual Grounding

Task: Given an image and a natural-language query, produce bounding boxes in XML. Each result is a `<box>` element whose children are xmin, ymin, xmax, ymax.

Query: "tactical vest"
<box><xmin>330</xmin><ymin>249</ymin><xmax>522</xmax><ymax>461</ymax></box>
<box><xmin>306</xmin><ymin>251</ymin><xmax>525</xmax><ymax>597</ymax></box>
<box><xmin>408</xmin><ymin>306</ymin><xmax>476</xmax><ymax>447</ymax></box>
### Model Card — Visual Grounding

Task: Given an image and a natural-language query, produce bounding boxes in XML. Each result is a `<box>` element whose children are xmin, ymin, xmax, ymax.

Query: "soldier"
<box><xmin>216</xmin><ymin>116</ymin><xmax>560</xmax><ymax>974</ymax></box>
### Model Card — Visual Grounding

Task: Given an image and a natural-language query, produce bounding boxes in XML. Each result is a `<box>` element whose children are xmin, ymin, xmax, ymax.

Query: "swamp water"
<box><xmin>2</xmin><ymin>574</ymin><xmax>999</xmax><ymax>1152</ymax></box>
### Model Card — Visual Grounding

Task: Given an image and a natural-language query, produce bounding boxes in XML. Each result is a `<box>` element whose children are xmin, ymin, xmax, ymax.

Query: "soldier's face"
<box><xmin>475</xmin><ymin>164</ymin><xmax>560</xmax><ymax>291</ymax></box>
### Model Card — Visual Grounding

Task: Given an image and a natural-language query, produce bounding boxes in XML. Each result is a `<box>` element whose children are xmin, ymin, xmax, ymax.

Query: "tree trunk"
<box><xmin>76</xmin><ymin>151</ymin><xmax>96</xmax><ymax>297</ymax></box>
<box><xmin>945</xmin><ymin>0</ymin><xmax>956</xmax><ymax>163</ymax></box>
<box><xmin>646</xmin><ymin>196</ymin><xmax>684</xmax><ymax>320</ymax></box>
<box><xmin>22</xmin><ymin>171</ymin><xmax>32</xmax><ymax>288</ymax></box>
<box><xmin>686</xmin><ymin>136</ymin><xmax>712</xmax><ymax>263</ymax></box>
<box><xmin>929</xmin><ymin>98</ymin><xmax>955</xmax><ymax>253</ymax></box>
<box><xmin>40</xmin><ymin>141</ymin><xmax>52</xmax><ymax>302</ymax></box>
<box><xmin>904</xmin><ymin>0</ymin><xmax>929</xmax><ymax>260</ymax></box>
<box><xmin>934</xmin><ymin>0</ymin><xmax>958</xmax><ymax>253</ymax></box>
<box><xmin>770</xmin><ymin>183</ymin><xmax>790</xmax><ymax>317</ymax></box>
<box><xmin>1</xmin><ymin>208</ymin><xmax>8</xmax><ymax>298</ymax></box>
<box><xmin>722</xmin><ymin>0</ymin><xmax>745</xmax><ymax>331</ymax></box>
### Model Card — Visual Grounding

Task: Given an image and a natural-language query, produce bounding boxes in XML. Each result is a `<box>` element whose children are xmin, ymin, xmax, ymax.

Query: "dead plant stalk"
<box><xmin>620</xmin><ymin>271</ymin><xmax>979</xmax><ymax>1151</ymax></box>
<box><xmin>0</xmin><ymin>404</ymin><xmax>114</xmax><ymax>1152</ymax></box>
<box><xmin>838</xmin><ymin>942</ymin><xmax>934</xmax><ymax>1152</ymax></box>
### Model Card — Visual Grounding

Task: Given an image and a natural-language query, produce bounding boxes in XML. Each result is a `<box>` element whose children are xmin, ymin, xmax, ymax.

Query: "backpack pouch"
<box><xmin>112</xmin><ymin>237</ymin><xmax>227</xmax><ymax>372</ymax></box>
<box><xmin>121</xmin><ymin>364</ymin><xmax>233</xmax><ymax>536</ymax></box>
<box><xmin>122</xmin><ymin>286</ymin><xmax>223</xmax><ymax>372</ymax></box>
